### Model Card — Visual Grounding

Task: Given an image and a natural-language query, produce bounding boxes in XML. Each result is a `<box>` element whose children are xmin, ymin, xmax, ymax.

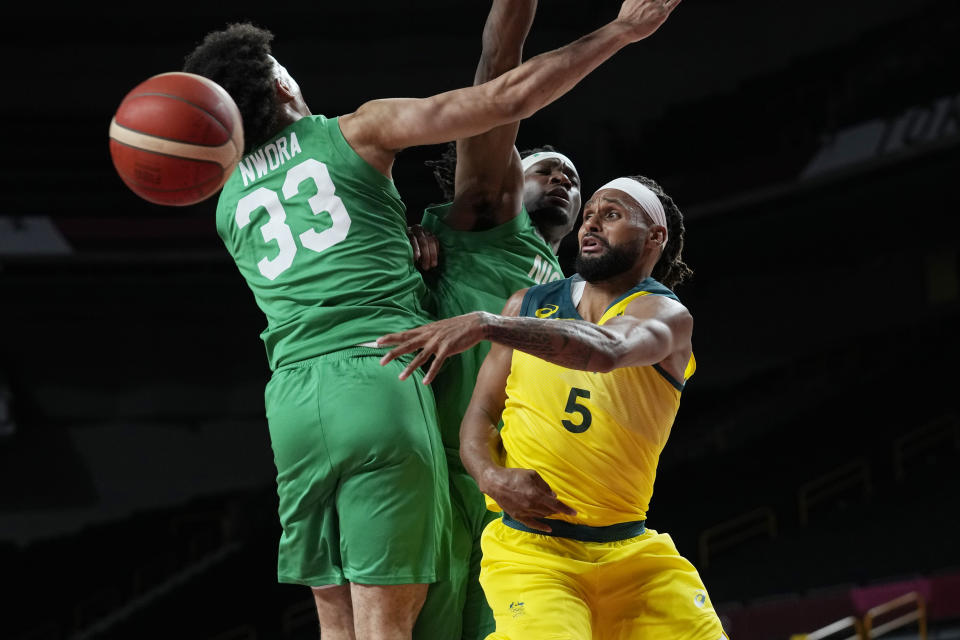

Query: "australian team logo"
<box><xmin>535</xmin><ymin>304</ymin><xmax>559</xmax><ymax>318</ymax></box>
<box><xmin>694</xmin><ymin>590</ymin><xmax>708</xmax><ymax>608</ymax></box>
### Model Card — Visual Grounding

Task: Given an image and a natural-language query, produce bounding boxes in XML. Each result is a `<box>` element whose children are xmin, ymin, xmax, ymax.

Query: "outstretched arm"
<box><xmin>459</xmin><ymin>290</ymin><xmax>577</xmax><ymax>531</ymax></box>
<box><xmin>340</xmin><ymin>0</ymin><xmax>682</xmax><ymax>176</ymax></box>
<box><xmin>378</xmin><ymin>292</ymin><xmax>693</xmax><ymax>384</ymax></box>
<box><xmin>444</xmin><ymin>0</ymin><xmax>536</xmax><ymax>231</ymax></box>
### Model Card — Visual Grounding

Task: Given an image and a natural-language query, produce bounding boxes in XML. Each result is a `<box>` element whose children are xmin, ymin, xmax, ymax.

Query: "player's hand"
<box><xmin>484</xmin><ymin>467</ymin><xmax>577</xmax><ymax>532</ymax></box>
<box><xmin>407</xmin><ymin>224</ymin><xmax>439</xmax><ymax>272</ymax></box>
<box><xmin>616</xmin><ymin>0</ymin><xmax>682</xmax><ymax>42</ymax></box>
<box><xmin>377</xmin><ymin>312</ymin><xmax>491</xmax><ymax>384</ymax></box>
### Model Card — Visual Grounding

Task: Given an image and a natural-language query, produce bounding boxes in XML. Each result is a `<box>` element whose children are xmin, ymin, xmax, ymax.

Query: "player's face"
<box><xmin>575</xmin><ymin>189</ymin><xmax>650</xmax><ymax>281</ymax></box>
<box><xmin>578</xmin><ymin>189</ymin><xmax>652</xmax><ymax>254</ymax></box>
<box><xmin>522</xmin><ymin>158</ymin><xmax>582</xmax><ymax>232</ymax></box>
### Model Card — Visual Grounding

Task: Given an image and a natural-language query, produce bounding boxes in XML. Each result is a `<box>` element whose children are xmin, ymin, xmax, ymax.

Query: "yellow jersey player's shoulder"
<box><xmin>628</xmin><ymin>281</ymin><xmax>693</xmax><ymax>337</ymax></box>
<box><xmin>610</xmin><ymin>284</ymin><xmax>689</xmax><ymax>324</ymax></box>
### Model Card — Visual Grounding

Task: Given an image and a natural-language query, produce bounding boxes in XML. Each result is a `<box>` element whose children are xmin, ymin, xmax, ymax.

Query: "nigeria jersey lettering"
<box><xmin>527</xmin><ymin>254</ymin><xmax>563</xmax><ymax>284</ymax></box>
<box><xmin>237</xmin><ymin>131</ymin><xmax>304</xmax><ymax>187</ymax></box>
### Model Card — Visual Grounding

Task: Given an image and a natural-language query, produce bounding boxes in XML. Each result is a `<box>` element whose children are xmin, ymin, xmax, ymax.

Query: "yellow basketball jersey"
<box><xmin>493</xmin><ymin>277</ymin><xmax>695</xmax><ymax>526</ymax></box>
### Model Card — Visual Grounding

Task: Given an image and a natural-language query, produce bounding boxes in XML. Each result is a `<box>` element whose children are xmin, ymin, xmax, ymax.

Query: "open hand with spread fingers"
<box><xmin>617</xmin><ymin>0</ymin><xmax>682</xmax><ymax>42</ymax></box>
<box><xmin>378</xmin><ymin>311</ymin><xmax>491</xmax><ymax>384</ymax></box>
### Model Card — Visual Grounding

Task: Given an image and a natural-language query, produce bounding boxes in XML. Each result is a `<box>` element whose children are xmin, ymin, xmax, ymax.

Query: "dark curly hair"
<box><xmin>424</xmin><ymin>143</ymin><xmax>564</xmax><ymax>202</ymax></box>
<box><xmin>626</xmin><ymin>175</ymin><xmax>693</xmax><ymax>290</ymax></box>
<box><xmin>183</xmin><ymin>23</ymin><xmax>278</xmax><ymax>154</ymax></box>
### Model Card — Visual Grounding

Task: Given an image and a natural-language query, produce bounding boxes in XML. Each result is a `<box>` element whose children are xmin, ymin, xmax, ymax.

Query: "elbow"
<box><xmin>588</xmin><ymin>345</ymin><xmax>620</xmax><ymax>373</ymax></box>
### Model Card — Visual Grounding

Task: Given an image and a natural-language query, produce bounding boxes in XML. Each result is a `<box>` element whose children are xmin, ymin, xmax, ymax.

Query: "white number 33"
<box><xmin>234</xmin><ymin>159</ymin><xmax>351</xmax><ymax>281</ymax></box>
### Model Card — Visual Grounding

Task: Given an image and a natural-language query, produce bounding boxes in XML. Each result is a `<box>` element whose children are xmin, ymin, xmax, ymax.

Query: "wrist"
<box><xmin>476</xmin><ymin>311</ymin><xmax>499</xmax><ymax>341</ymax></box>
<box><xmin>478</xmin><ymin>464</ymin><xmax>505</xmax><ymax>496</ymax></box>
<box><xmin>607</xmin><ymin>18</ymin><xmax>642</xmax><ymax>45</ymax></box>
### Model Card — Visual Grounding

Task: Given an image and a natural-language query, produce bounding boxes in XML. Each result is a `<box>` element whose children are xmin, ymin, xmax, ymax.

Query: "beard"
<box><xmin>574</xmin><ymin>239</ymin><xmax>640</xmax><ymax>282</ymax></box>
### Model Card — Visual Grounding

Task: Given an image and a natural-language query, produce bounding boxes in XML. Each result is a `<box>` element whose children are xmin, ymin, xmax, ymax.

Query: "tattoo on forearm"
<box><xmin>487</xmin><ymin>319</ymin><xmax>597</xmax><ymax>370</ymax></box>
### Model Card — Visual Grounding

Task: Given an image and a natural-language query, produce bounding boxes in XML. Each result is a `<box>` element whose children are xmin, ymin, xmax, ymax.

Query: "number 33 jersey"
<box><xmin>216</xmin><ymin>115</ymin><xmax>432</xmax><ymax>370</ymax></box>
<box><xmin>496</xmin><ymin>276</ymin><xmax>696</xmax><ymax>526</ymax></box>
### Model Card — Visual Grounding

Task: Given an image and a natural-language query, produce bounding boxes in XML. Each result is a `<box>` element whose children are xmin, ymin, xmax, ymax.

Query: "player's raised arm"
<box><xmin>444</xmin><ymin>0</ymin><xmax>536</xmax><ymax>230</ymax></box>
<box><xmin>340</xmin><ymin>0</ymin><xmax>682</xmax><ymax>175</ymax></box>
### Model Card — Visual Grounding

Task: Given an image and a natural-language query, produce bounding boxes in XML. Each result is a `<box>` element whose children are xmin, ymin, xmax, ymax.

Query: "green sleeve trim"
<box><xmin>635</xmin><ymin>277</ymin><xmax>680</xmax><ymax>302</ymax></box>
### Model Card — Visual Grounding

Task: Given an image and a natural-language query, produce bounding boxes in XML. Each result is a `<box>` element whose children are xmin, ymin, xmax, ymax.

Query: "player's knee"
<box><xmin>311</xmin><ymin>585</ymin><xmax>355</xmax><ymax>632</ymax></box>
<box><xmin>352</xmin><ymin>582</ymin><xmax>428</xmax><ymax>630</ymax></box>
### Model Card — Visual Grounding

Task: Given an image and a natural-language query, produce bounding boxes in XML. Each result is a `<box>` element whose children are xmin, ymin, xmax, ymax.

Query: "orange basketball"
<box><xmin>109</xmin><ymin>72</ymin><xmax>244</xmax><ymax>207</ymax></box>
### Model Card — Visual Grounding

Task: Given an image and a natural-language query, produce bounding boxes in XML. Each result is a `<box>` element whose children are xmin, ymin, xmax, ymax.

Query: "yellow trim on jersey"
<box><xmin>685</xmin><ymin>353</ymin><xmax>697</xmax><ymax>381</ymax></box>
<box><xmin>597</xmin><ymin>290</ymin><xmax>651</xmax><ymax>323</ymax></box>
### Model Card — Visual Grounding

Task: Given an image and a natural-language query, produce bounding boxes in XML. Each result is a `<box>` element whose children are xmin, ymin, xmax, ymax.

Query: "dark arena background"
<box><xmin>1</xmin><ymin>1</ymin><xmax>959</xmax><ymax>638</ymax></box>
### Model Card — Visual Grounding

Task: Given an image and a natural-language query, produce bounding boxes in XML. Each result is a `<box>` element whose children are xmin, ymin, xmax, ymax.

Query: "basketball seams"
<box><xmin>109</xmin><ymin>119</ymin><xmax>236</xmax><ymax>168</ymax></box>
<box><xmin>109</xmin><ymin>135</ymin><xmax>224</xmax><ymax>167</ymax></box>
<box><xmin>124</xmin><ymin>175</ymin><xmax>224</xmax><ymax>196</ymax></box>
<box><xmin>119</xmin><ymin>175</ymin><xmax>223</xmax><ymax>196</ymax></box>
<box><xmin>169</xmin><ymin>72</ymin><xmax>244</xmax><ymax>156</ymax></box>
<box><xmin>109</xmin><ymin>140</ymin><xmax>224</xmax><ymax>199</ymax></box>
<box><xmin>146</xmin><ymin>71</ymin><xmax>238</xmax><ymax>135</ymax></box>
<box><xmin>117</xmin><ymin>93</ymin><xmax>232</xmax><ymax>145</ymax></box>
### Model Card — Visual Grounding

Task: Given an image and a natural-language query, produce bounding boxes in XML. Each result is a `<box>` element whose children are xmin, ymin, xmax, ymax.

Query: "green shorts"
<box><xmin>265</xmin><ymin>348</ymin><xmax>451</xmax><ymax>586</ymax></box>
<box><xmin>415</xmin><ymin>456</ymin><xmax>498</xmax><ymax>640</ymax></box>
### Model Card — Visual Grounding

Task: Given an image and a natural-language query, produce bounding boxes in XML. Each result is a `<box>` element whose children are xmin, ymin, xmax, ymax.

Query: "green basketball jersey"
<box><xmin>216</xmin><ymin>115</ymin><xmax>431</xmax><ymax>370</ymax></box>
<box><xmin>421</xmin><ymin>203</ymin><xmax>564</xmax><ymax>464</ymax></box>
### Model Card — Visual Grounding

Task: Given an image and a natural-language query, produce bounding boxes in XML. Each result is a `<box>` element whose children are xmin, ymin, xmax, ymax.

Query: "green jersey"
<box><xmin>422</xmin><ymin>203</ymin><xmax>564</xmax><ymax>464</ymax></box>
<box><xmin>217</xmin><ymin>115</ymin><xmax>431</xmax><ymax>369</ymax></box>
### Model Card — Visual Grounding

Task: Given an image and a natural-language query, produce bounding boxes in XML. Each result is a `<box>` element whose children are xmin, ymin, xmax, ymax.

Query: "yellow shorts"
<box><xmin>479</xmin><ymin>518</ymin><xmax>729</xmax><ymax>640</ymax></box>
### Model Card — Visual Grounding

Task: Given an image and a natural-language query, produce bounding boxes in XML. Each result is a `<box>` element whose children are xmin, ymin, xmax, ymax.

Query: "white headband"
<box><xmin>521</xmin><ymin>151</ymin><xmax>578</xmax><ymax>177</ymax></box>
<box><xmin>596</xmin><ymin>177</ymin><xmax>668</xmax><ymax>249</ymax></box>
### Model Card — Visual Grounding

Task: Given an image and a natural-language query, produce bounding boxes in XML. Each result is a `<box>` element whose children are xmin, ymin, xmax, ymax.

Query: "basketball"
<box><xmin>108</xmin><ymin>72</ymin><xmax>244</xmax><ymax>207</ymax></box>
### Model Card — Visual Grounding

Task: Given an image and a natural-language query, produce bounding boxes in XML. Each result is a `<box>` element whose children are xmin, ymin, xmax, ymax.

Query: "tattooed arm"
<box><xmin>377</xmin><ymin>287</ymin><xmax>693</xmax><ymax>384</ymax></box>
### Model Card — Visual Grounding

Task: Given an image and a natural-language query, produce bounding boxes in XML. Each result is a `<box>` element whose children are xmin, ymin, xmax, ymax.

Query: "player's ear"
<box><xmin>275</xmin><ymin>77</ymin><xmax>295</xmax><ymax>103</ymax></box>
<box><xmin>649</xmin><ymin>225</ymin><xmax>667</xmax><ymax>249</ymax></box>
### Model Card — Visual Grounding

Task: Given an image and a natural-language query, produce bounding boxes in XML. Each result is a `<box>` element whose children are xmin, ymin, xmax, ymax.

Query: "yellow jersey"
<box><xmin>493</xmin><ymin>276</ymin><xmax>695</xmax><ymax>527</ymax></box>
